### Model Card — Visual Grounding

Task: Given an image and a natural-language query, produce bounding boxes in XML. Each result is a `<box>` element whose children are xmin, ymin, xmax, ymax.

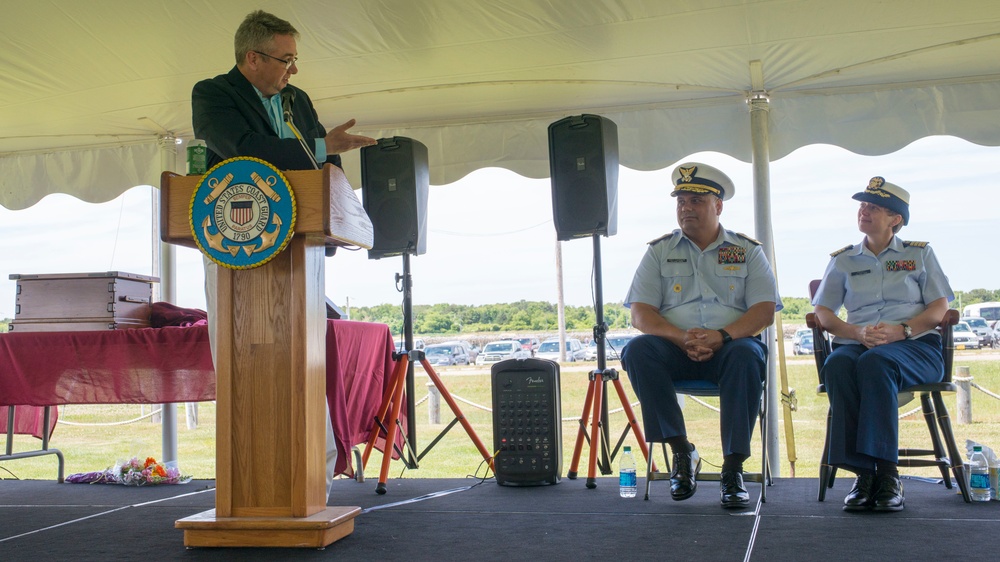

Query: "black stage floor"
<box><xmin>1</xmin><ymin>475</ymin><xmax>997</xmax><ymax>561</ymax></box>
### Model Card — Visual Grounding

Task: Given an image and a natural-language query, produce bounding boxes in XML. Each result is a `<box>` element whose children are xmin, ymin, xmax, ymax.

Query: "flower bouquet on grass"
<box><xmin>67</xmin><ymin>456</ymin><xmax>192</xmax><ymax>486</ymax></box>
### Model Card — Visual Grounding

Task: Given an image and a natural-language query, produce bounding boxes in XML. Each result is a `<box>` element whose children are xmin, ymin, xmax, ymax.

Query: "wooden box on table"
<box><xmin>9</xmin><ymin>271</ymin><xmax>159</xmax><ymax>332</ymax></box>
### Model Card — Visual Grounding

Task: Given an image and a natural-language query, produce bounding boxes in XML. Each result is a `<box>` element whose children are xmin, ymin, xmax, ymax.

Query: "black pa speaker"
<box><xmin>547</xmin><ymin>114</ymin><xmax>618</xmax><ymax>241</ymax></box>
<box><xmin>361</xmin><ymin>137</ymin><xmax>429</xmax><ymax>259</ymax></box>
<box><xmin>492</xmin><ymin>358</ymin><xmax>562</xmax><ymax>486</ymax></box>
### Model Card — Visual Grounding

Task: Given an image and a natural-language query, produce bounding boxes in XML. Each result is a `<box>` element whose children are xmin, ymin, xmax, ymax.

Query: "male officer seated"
<box><xmin>620</xmin><ymin>162</ymin><xmax>781</xmax><ymax>508</ymax></box>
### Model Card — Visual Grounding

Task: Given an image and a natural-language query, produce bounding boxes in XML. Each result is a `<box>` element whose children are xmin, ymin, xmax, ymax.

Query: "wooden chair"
<box><xmin>643</xmin><ymin>378</ymin><xmax>771</xmax><ymax>502</ymax></box>
<box><xmin>806</xmin><ymin>280</ymin><xmax>971</xmax><ymax>503</ymax></box>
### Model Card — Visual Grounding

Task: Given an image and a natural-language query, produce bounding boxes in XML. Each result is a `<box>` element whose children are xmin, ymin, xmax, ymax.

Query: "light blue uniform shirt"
<box><xmin>624</xmin><ymin>227</ymin><xmax>782</xmax><ymax>331</ymax></box>
<box><xmin>812</xmin><ymin>236</ymin><xmax>954</xmax><ymax>344</ymax></box>
<box><xmin>252</xmin><ymin>86</ymin><xmax>326</xmax><ymax>159</ymax></box>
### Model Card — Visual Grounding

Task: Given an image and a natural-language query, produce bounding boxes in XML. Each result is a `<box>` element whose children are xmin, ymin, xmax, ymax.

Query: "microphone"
<box><xmin>280</xmin><ymin>87</ymin><xmax>331</xmax><ymax>256</ymax></box>
<box><xmin>281</xmin><ymin>88</ymin><xmax>296</xmax><ymax>123</ymax></box>
<box><xmin>280</xmin><ymin>87</ymin><xmax>319</xmax><ymax>170</ymax></box>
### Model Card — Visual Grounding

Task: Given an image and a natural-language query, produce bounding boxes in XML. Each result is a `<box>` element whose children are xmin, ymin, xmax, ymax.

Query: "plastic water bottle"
<box><xmin>969</xmin><ymin>445</ymin><xmax>991</xmax><ymax>502</ymax></box>
<box><xmin>619</xmin><ymin>445</ymin><xmax>637</xmax><ymax>498</ymax></box>
<box><xmin>186</xmin><ymin>139</ymin><xmax>207</xmax><ymax>175</ymax></box>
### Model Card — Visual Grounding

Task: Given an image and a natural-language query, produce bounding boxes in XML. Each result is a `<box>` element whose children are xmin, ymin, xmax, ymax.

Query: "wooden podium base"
<box><xmin>175</xmin><ymin>506</ymin><xmax>361</xmax><ymax>548</ymax></box>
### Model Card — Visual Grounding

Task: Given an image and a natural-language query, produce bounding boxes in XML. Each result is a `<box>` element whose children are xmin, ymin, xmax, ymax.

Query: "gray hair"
<box><xmin>234</xmin><ymin>10</ymin><xmax>298</xmax><ymax>65</ymax></box>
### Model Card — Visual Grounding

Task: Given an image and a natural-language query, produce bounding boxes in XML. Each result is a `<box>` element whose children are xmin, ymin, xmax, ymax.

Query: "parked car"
<box><xmin>535</xmin><ymin>338</ymin><xmax>587</xmax><ymax>362</ymax></box>
<box><xmin>791</xmin><ymin>328</ymin><xmax>811</xmax><ymax>346</ymax></box>
<box><xmin>962</xmin><ymin>316</ymin><xmax>994</xmax><ymax>348</ymax></box>
<box><xmin>516</xmin><ymin>336</ymin><xmax>541</xmax><ymax>356</ymax></box>
<box><xmin>466</xmin><ymin>344</ymin><xmax>479</xmax><ymax>364</ymax></box>
<box><xmin>793</xmin><ymin>332</ymin><xmax>814</xmax><ymax>355</ymax></box>
<box><xmin>394</xmin><ymin>338</ymin><xmax>425</xmax><ymax>353</ymax></box>
<box><xmin>423</xmin><ymin>341</ymin><xmax>474</xmax><ymax>366</ymax></box>
<box><xmin>953</xmin><ymin>321</ymin><xmax>980</xmax><ymax>350</ymax></box>
<box><xmin>475</xmin><ymin>340</ymin><xmax>531</xmax><ymax>365</ymax></box>
<box><xmin>585</xmin><ymin>335</ymin><xmax>636</xmax><ymax>361</ymax></box>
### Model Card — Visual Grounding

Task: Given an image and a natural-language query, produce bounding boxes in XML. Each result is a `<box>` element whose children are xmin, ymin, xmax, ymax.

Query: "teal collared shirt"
<box><xmin>252</xmin><ymin>85</ymin><xmax>326</xmax><ymax>159</ymax></box>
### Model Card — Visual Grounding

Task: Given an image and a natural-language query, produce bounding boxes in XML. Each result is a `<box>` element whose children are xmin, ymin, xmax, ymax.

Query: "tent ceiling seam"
<box><xmin>772</xmin><ymin>31</ymin><xmax>1000</xmax><ymax>92</ymax></box>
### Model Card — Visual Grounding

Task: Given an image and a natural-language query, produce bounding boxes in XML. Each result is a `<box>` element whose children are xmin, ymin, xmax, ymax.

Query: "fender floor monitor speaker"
<box><xmin>548</xmin><ymin>114</ymin><xmax>618</xmax><ymax>241</ymax></box>
<box><xmin>492</xmin><ymin>358</ymin><xmax>561</xmax><ymax>486</ymax></box>
<box><xmin>361</xmin><ymin>137</ymin><xmax>429</xmax><ymax>258</ymax></box>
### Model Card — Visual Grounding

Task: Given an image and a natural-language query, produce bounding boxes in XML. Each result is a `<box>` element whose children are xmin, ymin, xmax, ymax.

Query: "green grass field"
<box><xmin>3</xmin><ymin>354</ymin><xmax>999</xmax><ymax>484</ymax></box>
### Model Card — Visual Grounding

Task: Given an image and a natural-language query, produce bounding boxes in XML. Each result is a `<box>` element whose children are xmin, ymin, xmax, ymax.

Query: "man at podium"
<box><xmin>190</xmin><ymin>9</ymin><xmax>376</xmax><ymax>499</ymax></box>
<box><xmin>192</xmin><ymin>10</ymin><xmax>375</xmax><ymax>170</ymax></box>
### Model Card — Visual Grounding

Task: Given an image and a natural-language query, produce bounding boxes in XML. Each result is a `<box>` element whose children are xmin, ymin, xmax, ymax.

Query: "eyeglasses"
<box><xmin>253</xmin><ymin>50</ymin><xmax>298</xmax><ymax>70</ymax></box>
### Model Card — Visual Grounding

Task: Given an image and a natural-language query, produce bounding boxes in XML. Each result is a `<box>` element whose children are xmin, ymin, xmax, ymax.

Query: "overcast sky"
<box><xmin>1</xmin><ymin>135</ymin><xmax>998</xmax><ymax>319</ymax></box>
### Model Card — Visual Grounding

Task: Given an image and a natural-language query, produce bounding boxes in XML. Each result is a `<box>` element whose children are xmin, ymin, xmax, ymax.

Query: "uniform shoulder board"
<box><xmin>736</xmin><ymin>232</ymin><xmax>761</xmax><ymax>246</ymax></box>
<box><xmin>830</xmin><ymin>244</ymin><xmax>853</xmax><ymax>257</ymax></box>
<box><xmin>902</xmin><ymin>240</ymin><xmax>928</xmax><ymax>248</ymax></box>
<box><xmin>647</xmin><ymin>232</ymin><xmax>674</xmax><ymax>245</ymax></box>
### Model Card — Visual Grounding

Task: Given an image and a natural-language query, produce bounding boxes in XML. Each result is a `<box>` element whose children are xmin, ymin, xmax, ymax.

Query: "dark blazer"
<box><xmin>191</xmin><ymin>66</ymin><xmax>341</xmax><ymax>171</ymax></box>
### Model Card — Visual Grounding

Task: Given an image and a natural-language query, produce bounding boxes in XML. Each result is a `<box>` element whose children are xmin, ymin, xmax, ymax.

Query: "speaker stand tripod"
<box><xmin>360</xmin><ymin>254</ymin><xmax>494</xmax><ymax>494</ymax></box>
<box><xmin>566</xmin><ymin>233</ymin><xmax>654</xmax><ymax>488</ymax></box>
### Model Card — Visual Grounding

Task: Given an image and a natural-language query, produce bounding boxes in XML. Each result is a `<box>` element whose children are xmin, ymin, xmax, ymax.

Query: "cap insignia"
<box><xmin>679</xmin><ymin>166</ymin><xmax>696</xmax><ymax>183</ymax></box>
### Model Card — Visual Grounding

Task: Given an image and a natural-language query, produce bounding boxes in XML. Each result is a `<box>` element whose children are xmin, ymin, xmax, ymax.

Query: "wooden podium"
<box><xmin>160</xmin><ymin>165</ymin><xmax>368</xmax><ymax>548</ymax></box>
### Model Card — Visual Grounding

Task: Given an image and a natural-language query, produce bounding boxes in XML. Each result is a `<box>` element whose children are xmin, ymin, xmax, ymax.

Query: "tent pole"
<box><xmin>555</xmin><ymin>237</ymin><xmax>567</xmax><ymax>362</ymax></box>
<box><xmin>157</xmin><ymin>135</ymin><xmax>179</xmax><ymax>464</ymax></box>
<box><xmin>747</xmin><ymin>61</ymin><xmax>781</xmax><ymax>477</ymax></box>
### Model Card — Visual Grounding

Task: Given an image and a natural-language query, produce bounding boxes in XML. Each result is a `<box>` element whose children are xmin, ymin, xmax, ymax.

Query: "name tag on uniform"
<box><xmin>851</xmin><ymin>269</ymin><xmax>871</xmax><ymax>276</ymax></box>
<box><xmin>885</xmin><ymin>260</ymin><xmax>916</xmax><ymax>271</ymax></box>
<box><xmin>667</xmin><ymin>258</ymin><xmax>688</xmax><ymax>263</ymax></box>
<box><xmin>718</xmin><ymin>246</ymin><xmax>746</xmax><ymax>264</ymax></box>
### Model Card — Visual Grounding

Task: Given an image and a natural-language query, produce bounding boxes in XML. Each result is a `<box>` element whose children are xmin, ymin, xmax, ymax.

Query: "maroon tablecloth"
<box><xmin>324</xmin><ymin>319</ymin><xmax>401</xmax><ymax>476</ymax></box>
<box><xmin>0</xmin><ymin>319</ymin><xmax>400</xmax><ymax>477</ymax></box>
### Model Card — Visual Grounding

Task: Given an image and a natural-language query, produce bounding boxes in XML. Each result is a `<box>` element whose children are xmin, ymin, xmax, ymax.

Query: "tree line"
<box><xmin>348</xmin><ymin>297</ymin><xmax>821</xmax><ymax>337</ymax></box>
<box><xmin>346</xmin><ymin>288</ymin><xmax>1000</xmax><ymax>337</ymax></box>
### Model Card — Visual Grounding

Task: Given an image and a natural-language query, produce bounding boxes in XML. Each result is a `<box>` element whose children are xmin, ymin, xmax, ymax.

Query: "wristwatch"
<box><xmin>718</xmin><ymin>329</ymin><xmax>733</xmax><ymax>344</ymax></box>
<box><xmin>900</xmin><ymin>323</ymin><xmax>912</xmax><ymax>339</ymax></box>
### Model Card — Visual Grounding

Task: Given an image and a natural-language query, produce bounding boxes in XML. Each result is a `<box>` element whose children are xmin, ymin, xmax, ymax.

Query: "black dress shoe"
<box><xmin>843</xmin><ymin>473</ymin><xmax>876</xmax><ymax>512</ymax></box>
<box><xmin>720</xmin><ymin>470</ymin><xmax>750</xmax><ymax>508</ymax></box>
<box><xmin>669</xmin><ymin>445</ymin><xmax>701</xmax><ymax>501</ymax></box>
<box><xmin>872</xmin><ymin>474</ymin><xmax>904</xmax><ymax>512</ymax></box>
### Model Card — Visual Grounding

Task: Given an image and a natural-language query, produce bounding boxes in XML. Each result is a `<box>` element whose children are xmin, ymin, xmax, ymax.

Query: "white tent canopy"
<box><xmin>3</xmin><ymin>0</ymin><xmax>1000</xmax><ymax>209</ymax></box>
<box><xmin>3</xmin><ymin>0</ymin><xmax>999</xmax><ymax>472</ymax></box>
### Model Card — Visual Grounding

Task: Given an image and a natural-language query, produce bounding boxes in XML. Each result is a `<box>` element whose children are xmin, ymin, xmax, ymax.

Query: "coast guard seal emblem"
<box><xmin>190</xmin><ymin>157</ymin><xmax>296</xmax><ymax>269</ymax></box>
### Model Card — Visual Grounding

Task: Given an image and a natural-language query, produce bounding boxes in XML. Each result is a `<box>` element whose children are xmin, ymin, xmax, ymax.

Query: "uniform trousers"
<box><xmin>822</xmin><ymin>334</ymin><xmax>943</xmax><ymax>471</ymax></box>
<box><xmin>621</xmin><ymin>334</ymin><xmax>766</xmax><ymax>458</ymax></box>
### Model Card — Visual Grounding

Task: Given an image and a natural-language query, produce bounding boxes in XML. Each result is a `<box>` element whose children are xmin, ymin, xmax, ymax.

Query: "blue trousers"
<box><xmin>620</xmin><ymin>334</ymin><xmax>766</xmax><ymax>458</ymax></box>
<box><xmin>822</xmin><ymin>334</ymin><xmax>943</xmax><ymax>471</ymax></box>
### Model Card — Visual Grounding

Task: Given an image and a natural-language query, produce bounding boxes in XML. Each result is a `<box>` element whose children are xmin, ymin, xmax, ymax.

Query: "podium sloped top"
<box><xmin>160</xmin><ymin>165</ymin><xmax>373</xmax><ymax>250</ymax></box>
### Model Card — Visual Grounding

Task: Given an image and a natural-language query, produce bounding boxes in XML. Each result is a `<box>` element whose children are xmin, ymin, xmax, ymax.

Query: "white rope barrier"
<box><xmin>451</xmin><ymin>394</ymin><xmax>491</xmax><ymax>411</ymax></box>
<box><xmin>688</xmin><ymin>396</ymin><xmax>721</xmax><ymax>413</ymax></box>
<box><xmin>58</xmin><ymin>407</ymin><xmax>163</xmax><ymax>427</ymax></box>
<box><xmin>51</xmin><ymin>379</ymin><xmax>1000</xmax><ymax>432</ymax></box>
<box><xmin>972</xmin><ymin>382</ymin><xmax>1000</xmax><ymax>401</ymax></box>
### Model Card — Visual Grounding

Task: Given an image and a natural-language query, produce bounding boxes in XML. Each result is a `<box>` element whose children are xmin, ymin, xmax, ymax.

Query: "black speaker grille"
<box><xmin>548</xmin><ymin>115</ymin><xmax>619</xmax><ymax>240</ymax></box>
<box><xmin>491</xmin><ymin>358</ymin><xmax>562</xmax><ymax>486</ymax></box>
<box><xmin>361</xmin><ymin>137</ymin><xmax>429</xmax><ymax>258</ymax></box>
